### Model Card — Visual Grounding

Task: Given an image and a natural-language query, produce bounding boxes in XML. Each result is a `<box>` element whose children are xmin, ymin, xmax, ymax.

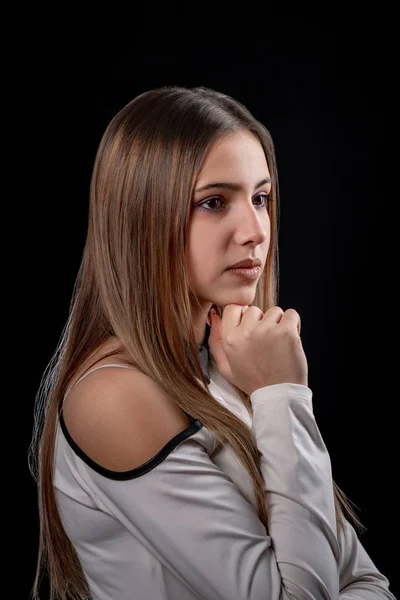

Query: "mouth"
<box><xmin>227</xmin><ymin>265</ymin><xmax>261</xmax><ymax>280</ymax></box>
<box><xmin>227</xmin><ymin>258</ymin><xmax>262</xmax><ymax>270</ymax></box>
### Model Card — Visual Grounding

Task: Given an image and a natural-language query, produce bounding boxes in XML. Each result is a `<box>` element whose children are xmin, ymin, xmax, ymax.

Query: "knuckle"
<box><xmin>284</xmin><ymin>308</ymin><xmax>298</xmax><ymax>318</ymax></box>
<box><xmin>271</xmin><ymin>305</ymin><xmax>284</xmax><ymax>314</ymax></box>
<box><xmin>242</xmin><ymin>328</ymin><xmax>252</xmax><ymax>340</ymax></box>
<box><xmin>281</xmin><ymin>326</ymin><xmax>296</xmax><ymax>338</ymax></box>
<box><xmin>245</xmin><ymin>306</ymin><xmax>264</xmax><ymax>319</ymax></box>
<box><xmin>281</xmin><ymin>327</ymin><xmax>292</xmax><ymax>337</ymax></box>
<box><xmin>265</xmin><ymin>306</ymin><xmax>284</xmax><ymax>320</ymax></box>
<box><xmin>225</xmin><ymin>333</ymin><xmax>235</xmax><ymax>347</ymax></box>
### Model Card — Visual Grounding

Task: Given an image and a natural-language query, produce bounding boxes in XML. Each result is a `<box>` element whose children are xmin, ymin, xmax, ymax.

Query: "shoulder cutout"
<box><xmin>61</xmin><ymin>365</ymin><xmax>193</xmax><ymax>472</ymax></box>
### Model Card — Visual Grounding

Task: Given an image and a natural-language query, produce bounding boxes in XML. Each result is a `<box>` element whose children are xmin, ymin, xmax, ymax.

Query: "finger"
<box><xmin>208</xmin><ymin>310</ymin><xmax>222</xmax><ymax>355</ymax></box>
<box><xmin>261</xmin><ymin>305</ymin><xmax>285</xmax><ymax>325</ymax></box>
<box><xmin>239</xmin><ymin>305</ymin><xmax>264</xmax><ymax>325</ymax></box>
<box><xmin>208</xmin><ymin>308</ymin><xmax>231</xmax><ymax>374</ymax></box>
<box><xmin>220</xmin><ymin>304</ymin><xmax>249</xmax><ymax>341</ymax></box>
<box><xmin>279</xmin><ymin>308</ymin><xmax>301</xmax><ymax>335</ymax></box>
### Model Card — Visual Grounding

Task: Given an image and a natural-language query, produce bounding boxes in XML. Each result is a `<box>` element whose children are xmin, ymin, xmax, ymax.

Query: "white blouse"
<box><xmin>54</xmin><ymin>360</ymin><xmax>395</xmax><ymax>599</ymax></box>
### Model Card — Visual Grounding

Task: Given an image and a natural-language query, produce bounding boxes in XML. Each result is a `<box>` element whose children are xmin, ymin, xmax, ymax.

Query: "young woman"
<box><xmin>29</xmin><ymin>86</ymin><xmax>395</xmax><ymax>599</ymax></box>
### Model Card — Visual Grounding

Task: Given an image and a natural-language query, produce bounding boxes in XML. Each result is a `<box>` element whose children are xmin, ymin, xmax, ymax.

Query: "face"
<box><xmin>186</xmin><ymin>129</ymin><xmax>272</xmax><ymax>317</ymax></box>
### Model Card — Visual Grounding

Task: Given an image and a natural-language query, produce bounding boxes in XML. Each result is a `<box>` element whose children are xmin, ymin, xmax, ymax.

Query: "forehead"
<box><xmin>196</xmin><ymin>130</ymin><xmax>270</xmax><ymax>183</ymax></box>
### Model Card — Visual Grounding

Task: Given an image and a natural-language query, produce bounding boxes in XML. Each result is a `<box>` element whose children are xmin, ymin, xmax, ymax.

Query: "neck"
<box><xmin>195</xmin><ymin>320</ymin><xmax>209</xmax><ymax>345</ymax></box>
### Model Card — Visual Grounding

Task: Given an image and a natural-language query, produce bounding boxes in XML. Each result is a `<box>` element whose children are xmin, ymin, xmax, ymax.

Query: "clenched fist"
<box><xmin>208</xmin><ymin>304</ymin><xmax>308</xmax><ymax>395</ymax></box>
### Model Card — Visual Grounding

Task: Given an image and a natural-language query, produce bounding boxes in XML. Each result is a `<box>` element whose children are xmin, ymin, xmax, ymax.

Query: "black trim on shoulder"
<box><xmin>58</xmin><ymin>411</ymin><xmax>203</xmax><ymax>481</ymax></box>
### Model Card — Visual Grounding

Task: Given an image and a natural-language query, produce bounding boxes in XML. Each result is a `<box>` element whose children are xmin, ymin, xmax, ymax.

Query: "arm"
<box><xmin>63</xmin><ymin>370</ymin><xmax>341</xmax><ymax>599</ymax></box>
<box><xmin>251</xmin><ymin>383</ymin><xmax>340</xmax><ymax>598</ymax></box>
<box><xmin>252</xmin><ymin>384</ymin><xmax>396</xmax><ymax>599</ymax></box>
<box><xmin>337</xmin><ymin>519</ymin><xmax>395</xmax><ymax>599</ymax></box>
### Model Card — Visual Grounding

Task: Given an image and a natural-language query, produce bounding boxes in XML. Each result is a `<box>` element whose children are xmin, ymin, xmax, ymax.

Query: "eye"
<box><xmin>197</xmin><ymin>193</ymin><xmax>271</xmax><ymax>212</ymax></box>
<box><xmin>253</xmin><ymin>193</ymin><xmax>270</xmax><ymax>208</ymax></box>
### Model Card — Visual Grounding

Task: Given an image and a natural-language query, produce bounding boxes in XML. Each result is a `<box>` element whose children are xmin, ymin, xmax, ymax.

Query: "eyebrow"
<box><xmin>195</xmin><ymin>177</ymin><xmax>272</xmax><ymax>194</ymax></box>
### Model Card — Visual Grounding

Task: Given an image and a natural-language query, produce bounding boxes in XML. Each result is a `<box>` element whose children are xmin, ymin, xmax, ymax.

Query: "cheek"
<box><xmin>185</xmin><ymin>229</ymin><xmax>205</xmax><ymax>277</ymax></box>
<box><xmin>187</xmin><ymin>222</ymin><xmax>217</xmax><ymax>259</ymax></box>
<box><xmin>186</xmin><ymin>234</ymin><xmax>220</xmax><ymax>283</ymax></box>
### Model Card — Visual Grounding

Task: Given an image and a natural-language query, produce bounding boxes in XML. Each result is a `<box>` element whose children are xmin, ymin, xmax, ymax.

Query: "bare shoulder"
<box><xmin>62</xmin><ymin>353</ymin><xmax>190</xmax><ymax>471</ymax></box>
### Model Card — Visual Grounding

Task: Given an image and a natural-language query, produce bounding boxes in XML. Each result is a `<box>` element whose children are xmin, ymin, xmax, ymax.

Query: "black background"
<box><xmin>21</xmin><ymin>17</ymin><xmax>397</xmax><ymax>599</ymax></box>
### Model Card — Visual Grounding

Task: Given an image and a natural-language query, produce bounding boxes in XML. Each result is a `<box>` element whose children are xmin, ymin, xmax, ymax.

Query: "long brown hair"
<box><xmin>29</xmin><ymin>86</ymin><xmax>364</xmax><ymax>599</ymax></box>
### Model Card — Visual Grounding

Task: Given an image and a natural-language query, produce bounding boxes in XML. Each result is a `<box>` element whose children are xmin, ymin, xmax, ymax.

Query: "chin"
<box><xmin>212</xmin><ymin>290</ymin><xmax>257</xmax><ymax>308</ymax></box>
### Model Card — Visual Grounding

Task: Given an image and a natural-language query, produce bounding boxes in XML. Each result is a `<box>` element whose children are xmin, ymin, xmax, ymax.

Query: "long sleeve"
<box><xmin>337</xmin><ymin>519</ymin><xmax>396</xmax><ymax>599</ymax></box>
<box><xmin>251</xmin><ymin>383</ymin><xmax>340</xmax><ymax>598</ymax></box>
<box><xmin>63</xmin><ymin>382</ymin><xmax>347</xmax><ymax>599</ymax></box>
<box><xmin>250</xmin><ymin>384</ymin><xmax>396</xmax><ymax>599</ymax></box>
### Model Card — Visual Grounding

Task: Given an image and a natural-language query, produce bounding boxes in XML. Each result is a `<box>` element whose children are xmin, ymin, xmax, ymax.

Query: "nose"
<box><xmin>232</xmin><ymin>202</ymin><xmax>269</xmax><ymax>246</ymax></box>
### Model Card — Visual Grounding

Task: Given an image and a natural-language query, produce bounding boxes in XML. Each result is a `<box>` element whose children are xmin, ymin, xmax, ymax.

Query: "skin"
<box><xmin>186</xmin><ymin>129</ymin><xmax>272</xmax><ymax>344</ymax></box>
<box><xmin>65</xmin><ymin>129</ymin><xmax>272</xmax><ymax>394</ymax></box>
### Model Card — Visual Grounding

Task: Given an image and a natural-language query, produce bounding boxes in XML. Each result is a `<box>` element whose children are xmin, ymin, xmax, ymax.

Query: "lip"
<box><xmin>227</xmin><ymin>257</ymin><xmax>261</xmax><ymax>269</ymax></box>
<box><xmin>227</xmin><ymin>265</ymin><xmax>261</xmax><ymax>280</ymax></box>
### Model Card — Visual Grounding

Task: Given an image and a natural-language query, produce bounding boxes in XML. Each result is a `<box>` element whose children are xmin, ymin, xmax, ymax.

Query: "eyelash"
<box><xmin>197</xmin><ymin>193</ymin><xmax>271</xmax><ymax>212</ymax></box>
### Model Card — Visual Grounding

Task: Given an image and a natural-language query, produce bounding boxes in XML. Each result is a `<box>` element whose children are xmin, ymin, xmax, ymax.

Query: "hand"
<box><xmin>208</xmin><ymin>304</ymin><xmax>308</xmax><ymax>395</ymax></box>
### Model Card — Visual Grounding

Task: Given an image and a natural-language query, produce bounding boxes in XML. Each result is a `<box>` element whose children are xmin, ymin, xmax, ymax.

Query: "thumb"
<box><xmin>208</xmin><ymin>309</ymin><xmax>221</xmax><ymax>352</ymax></box>
<box><xmin>208</xmin><ymin>310</ymin><xmax>227</xmax><ymax>370</ymax></box>
<box><xmin>208</xmin><ymin>309</ymin><xmax>235</xmax><ymax>383</ymax></box>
